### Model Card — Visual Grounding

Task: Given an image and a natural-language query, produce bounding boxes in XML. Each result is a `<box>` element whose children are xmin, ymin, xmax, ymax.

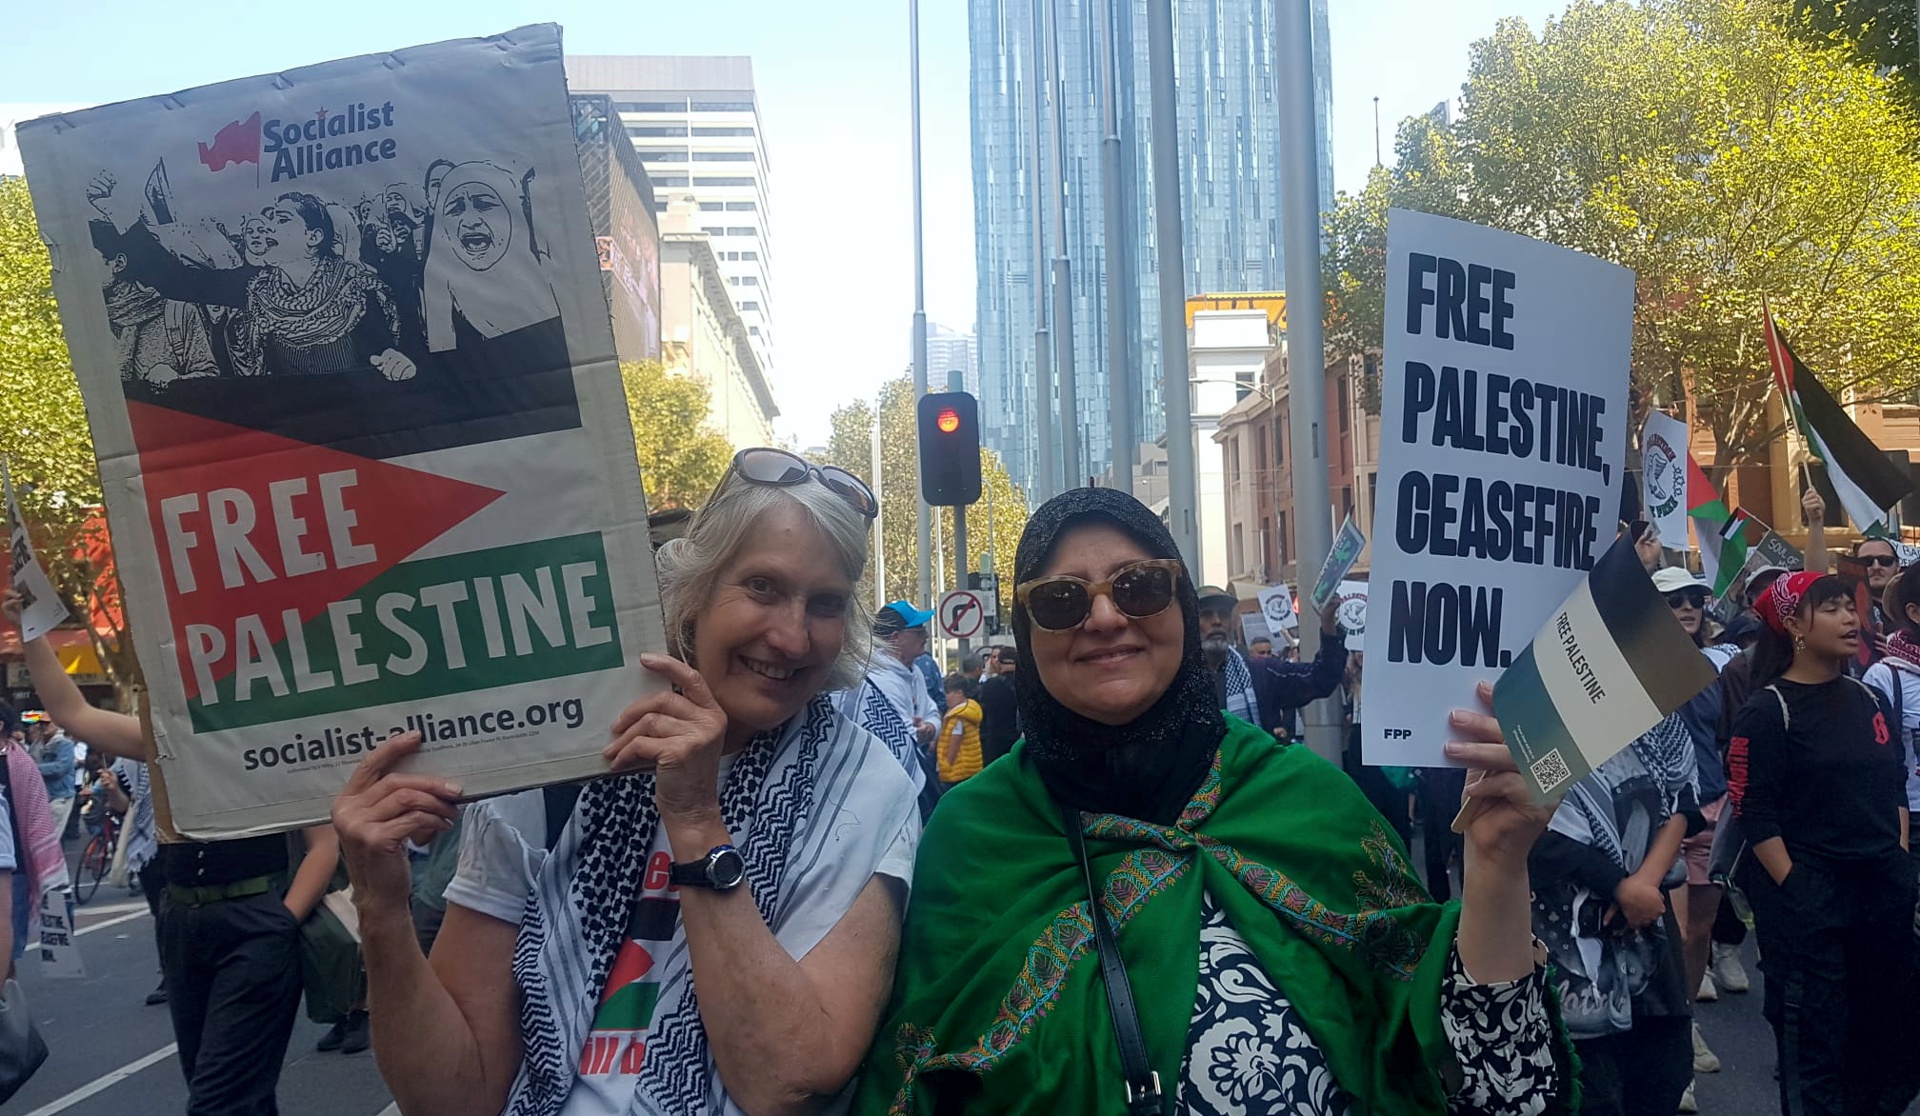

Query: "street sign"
<box><xmin>938</xmin><ymin>590</ymin><xmax>988</xmax><ymax>639</ymax></box>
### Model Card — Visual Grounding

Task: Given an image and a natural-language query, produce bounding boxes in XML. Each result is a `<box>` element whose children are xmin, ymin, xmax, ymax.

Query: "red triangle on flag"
<box><xmin>126</xmin><ymin>402</ymin><xmax>506</xmax><ymax>700</ymax></box>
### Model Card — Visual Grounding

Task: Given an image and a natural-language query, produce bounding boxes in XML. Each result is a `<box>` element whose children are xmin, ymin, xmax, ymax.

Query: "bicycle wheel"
<box><xmin>75</xmin><ymin>834</ymin><xmax>107</xmax><ymax>904</ymax></box>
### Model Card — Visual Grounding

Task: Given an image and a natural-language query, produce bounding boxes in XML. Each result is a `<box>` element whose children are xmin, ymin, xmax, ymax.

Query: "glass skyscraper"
<box><xmin>969</xmin><ymin>0</ymin><xmax>1333</xmax><ymax>495</ymax></box>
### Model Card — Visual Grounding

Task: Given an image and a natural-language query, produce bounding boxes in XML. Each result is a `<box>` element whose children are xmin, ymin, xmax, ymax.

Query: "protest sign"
<box><xmin>1334</xmin><ymin>580</ymin><xmax>1370</xmax><ymax>654</ymax></box>
<box><xmin>1748</xmin><ymin>528</ymin><xmax>1803</xmax><ymax>575</ymax></box>
<box><xmin>17</xmin><ymin>26</ymin><xmax>666</xmax><ymax>837</ymax></box>
<box><xmin>1640</xmin><ymin>411</ymin><xmax>1690</xmax><ymax>552</ymax></box>
<box><xmin>1309</xmin><ymin>516</ymin><xmax>1366</xmax><ymax>612</ymax></box>
<box><xmin>4</xmin><ymin>460</ymin><xmax>71</xmax><ymax>643</ymax></box>
<box><xmin>37</xmin><ymin>889</ymin><xmax>84</xmax><ymax>979</ymax></box>
<box><xmin>1492</xmin><ymin>536</ymin><xmax>1716</xmax><ymax>799</ymax></box>
<box><xmin>1238</xmin><ymin>611</ymin><xmax>1272</xmax><ymax>648</ymax></box>
<box><xmin>1365</xmin><ymin>209</ymin><xmax>1634</xmax><ymax>767</ymax></box>
<box><xmin>1257</xmin><ymin>584</ymin><xmax>1298</xmax><ymax>634</ymax></box>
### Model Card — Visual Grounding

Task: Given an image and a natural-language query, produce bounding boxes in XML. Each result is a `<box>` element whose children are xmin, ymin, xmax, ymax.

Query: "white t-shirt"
<box><xmin>446</xmin><ymin>730</ymin><xmax>919</xmax><ymax>1116</ymax></box>
<box><xmin>0</xmin><ymin>790</ymin><xmax>15</xmax><ymax>872</ymax></box>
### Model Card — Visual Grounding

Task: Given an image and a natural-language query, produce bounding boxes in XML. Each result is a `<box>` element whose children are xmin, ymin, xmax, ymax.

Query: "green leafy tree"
<box><xmin>820</xmin><ymin>376</ymin><xmax>1029</xmax><ymax>614</ymax></box>
<box><xmin>619</xmin><ymin>359</ymin><xmax>733</xmax><ymax>510</ymax></box>
<box><xmin>1792</xmin><ymin>0</ymin><xmax>1919</xmax><ymax>110</ymax></box>
<box><xmin>1320</xmin><ymin>0</ymin><xmax>1920</xmax><ymax>483</ymax></box>
<box><xmin>0</xmin><ymin>177</ymin><xmax>140</xmax><ymax>695</ymax></box>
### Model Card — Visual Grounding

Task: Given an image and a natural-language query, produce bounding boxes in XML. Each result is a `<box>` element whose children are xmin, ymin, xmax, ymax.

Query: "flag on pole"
<box><xmin>1688</xmin><ymin>453</ymin><xmax>1748</xmax><ymax>598</ymax></box>
<box><xmin>1762</xmin><ymin>303</ymin><xmax>1914</xmax><ymax>533</ymax></box>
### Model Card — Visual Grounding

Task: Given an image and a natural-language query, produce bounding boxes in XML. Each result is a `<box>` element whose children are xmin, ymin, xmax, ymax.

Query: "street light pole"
<box><xmin>1029</xmin><ymin>0</ymin><xmax>1058</xmax><ymax>500</ymax></box>
<box><xmin>1098</xmin><ymin>0</ymin><xmax>1134</xmax><ymax>495</ymax></box>
<box><xmin>1276</xmin><ymin>0</ymin><xmax>1336</xmax><ymax>764</ymax></box>
<box><xmin>1045</xmin><ymin>0</ymin><xmax>1081</xmax><ymax>490</ymax></box>
<box><xmin>910</xmin><ymin>0</ymin><xmax>932</xmax><ymax>610</ymax></box>
<box><xmin>1147</xmin><ymin>0</ymin><xmax>1197</xmax><ymax>567</ymax></box>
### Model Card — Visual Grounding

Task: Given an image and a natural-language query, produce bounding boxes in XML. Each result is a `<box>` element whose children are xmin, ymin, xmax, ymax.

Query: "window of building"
<box><xmin>739</xmin><ymin>301</ymin><xmax>759</xmax><ymax>311</ymax></box>
<box><xmin>691</xmin><ymin>100</ymin><xmax>755</xmax><ymax>112</ymax></box>
<box><xmin>695</xmin><ymin>177</ymin><xmax>755</xmax><ymax>187</ymax></box>
<box><xmin>739</xmin><ymin>251</ymin><xmax>758</xmax><ymax>261</ymax></box>
<box><xmin>692</xmin><ymin>150</ymin><xmax>755</xmax><ymax>162</ymax></box>
<box><xmin>1341</xmin><ymin>486</ymin><xmax>1354</xmax><ymax>523</ymax></box>
<box><xmin>738</xmin><ymin>276</ymin><xmax>758</xmax><ymax>286</ymax></box>
<box><xmin>729</xmin><ymin>277</ymin><xmax>739</xmax><ymax>285</ymax></box>
<box><xmin>1337</xmin><ymin>375</ymin><xmax>1350</xmax><ymax>432</ymax></box>
<box><xmin>701</xmin><ymin>226</ymin><xmax>726</xmax><ymax>237</ymax></box>
<box><xmin>1260</xmin><ymin>517</ymin><xmax>1274</xmax><ymax>577</ymax></box>
<box><xmin>615</xmin><ymin>100</ymin><xmax>686</xmax><ymax>113</ymax></box>
<box><xmin>726</xmin><ymin>227</ymin><xmax>755</xmax><ymax>237</ymax></box>
<box><xmin>724</xmin><ymin>201</ymin><xmax>757</xmax><ymax>211</ymax></box>
<box><xmin>1228</xmin><ymin>436</ymin><xmax>1240</xmax><ymax>488</ymax></box>
<box><xmin>1254</xmin><ymin>427</ymin><xmax>1268</xmax><ymax>475</ymax></box>
<box><xmin>650</xmin><ymin>176</ymin><xmax>688</xmax><ymax>188</ymax></box>
<box><xmin>1367</xmin><ymin>471</ymin><xmax>1378</xmax><ymax>518</ymax></box>
<box><xmin>1272</xmin><ymin>419</ymin><xmax>1285</xmax><ymax>466</ymax></box>
<box><xmin>626</xmin><ymin>125</ymin><xmax>687</xmax><ymax>137</ymax></box>
<box><xmin>694</xmin><ymin>126</ymin><xmax>756</xmax><ymax>137</ymax></box>
<box><xmin>698</xmin><ymin>201</ymin><xmax>725</xmax><ymax>211</ymax></box>
<box><xmin>1276</xmin><ymin>511</ymin><xmax>1290</xmax><ymax>567</ymax></box>
<box><xmin>1232</xmin><ymin>524</ymin><xmax>1245</xmax><ymax>577</ymax></box>
<box><xmin>637</xmin><ymin>150</ymin><xmax>687</xmax><ymax>162</ymax></box>
<box><xmin>748</xmin><ymin>326</ymin><xmax>760</xmax><ymax>335</ymax></box>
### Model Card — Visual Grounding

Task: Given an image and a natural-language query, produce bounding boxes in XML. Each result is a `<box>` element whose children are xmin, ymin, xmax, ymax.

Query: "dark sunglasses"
<box><xmin>1862</xmin><ymin>554</ymin><xmax>1899</xmax><ymax>568</ymax></box>
<box><xmin>1665</xmin><ymin>590</ymin><xmax>1708</xmax><ymax>610</ymax></box>
<box><xmin>1015</xmin><ymin>559</ymin><xmax>1184</xmax><ymax>632</ymax></box>
<box><xmin>725</xmin><ymin>447</ymin><xmax>877</xmax><ymax>520</ymax></box>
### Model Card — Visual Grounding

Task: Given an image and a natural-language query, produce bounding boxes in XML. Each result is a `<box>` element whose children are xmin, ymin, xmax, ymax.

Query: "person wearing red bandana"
<box><xmin>1726</xmin><ymin>571</ymin><xmax>1918</xmax><ymax>1116</ymax></box>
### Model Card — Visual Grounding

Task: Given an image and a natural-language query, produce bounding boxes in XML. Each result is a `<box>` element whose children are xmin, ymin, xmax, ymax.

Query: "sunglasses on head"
<box><xmin>724</xmin><ymin>447</ymin><xmax>877</xmax><ymax>520</ymax></box>
<box><xmin>1862</xmin><ymin>554</ymin><xmax>1899</xmax><ymax>568</ymax></box>
<box><xmin>1665</xmin><ymin>590</ymin><xmax>1708</xmax><ymax>609</ymax></box>
<box><xmin>1015</xmin><ymin>558</ymin><xmax>1184</xmax><ymax>632</ymax></box>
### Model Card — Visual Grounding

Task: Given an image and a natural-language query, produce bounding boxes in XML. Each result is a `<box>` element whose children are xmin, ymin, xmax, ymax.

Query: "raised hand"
<box><xmin>605</xmin><ymin>653</ymin><xmax>729</xmax><ymax>825</ymax></box>
<box><xmin>331</xmin><ymin>731</ymin><xmax>461</xmax><ymax>911</ymax></box>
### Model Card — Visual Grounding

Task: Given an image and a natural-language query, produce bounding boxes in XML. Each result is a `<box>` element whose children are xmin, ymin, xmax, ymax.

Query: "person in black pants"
<box><xmin>976</xmin><ymin>646</ymin><xmax>1021</xmax><ymax>767</ymax></box>
<box><xmin>1728</xmin><ymin>572</ymin><xmax>1920</xmax><ymax>1116</ymax></box>
<box><xmin>1416</xmin><ymin>766</ymin><xmax>1467</xmax><ymax>901</ymax></box>
<box><xmin>10</xmin><ymin>591</ymin><xmax>336</xmax><ymax>1116</ymax></box>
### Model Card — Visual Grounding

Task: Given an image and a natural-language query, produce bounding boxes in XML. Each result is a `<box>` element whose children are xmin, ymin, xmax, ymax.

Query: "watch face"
<box><xmin>710</xmin><ymin>848</ymin><xmax>746</xmax><ymax>889</ymax></box>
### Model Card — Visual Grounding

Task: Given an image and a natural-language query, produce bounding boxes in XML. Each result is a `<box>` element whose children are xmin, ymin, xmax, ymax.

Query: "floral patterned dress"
<box><xmin>1178</xmin><ymin>895</ymin><xmax>1559</xmax><ymax>1116</ymax></box>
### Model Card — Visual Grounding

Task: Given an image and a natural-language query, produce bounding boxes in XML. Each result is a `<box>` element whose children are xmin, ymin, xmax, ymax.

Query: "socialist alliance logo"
<box><xmin>198</xmin><ymin>112</ymin><xmax>262</xmax><ymax>173</ymax></box>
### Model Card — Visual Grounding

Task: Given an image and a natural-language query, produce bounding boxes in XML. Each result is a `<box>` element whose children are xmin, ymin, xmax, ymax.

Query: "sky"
<box><xmin>2</xmin><ymin>0</ymin><xmax>1567</xmax><ymax>448</ymax></box>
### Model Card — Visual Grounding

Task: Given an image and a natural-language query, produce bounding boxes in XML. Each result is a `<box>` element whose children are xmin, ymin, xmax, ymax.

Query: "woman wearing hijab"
<box><xmin>855</xmin><ymin>488</ymin><xmax>1572</xmax><ymax>1116</ymax></box>
<box><xmin>422</xmin><ymin>160</ymin><xmax>567</xmax><ymax>378</ymax></box>
<box><xmin>1728</xmin><ymin>572</ymin><xmax>1917</xmax><ymax>1116</ymax></box>
<box><xmin>1528</xmin><ymin>712</ymin><xmax>1697</xmax><ymax>1116</ymax></box>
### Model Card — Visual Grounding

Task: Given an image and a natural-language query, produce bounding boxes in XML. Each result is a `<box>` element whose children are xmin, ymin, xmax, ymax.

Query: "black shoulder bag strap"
<box><xmin>1057</xmin><ymin>798</ymin><xmax>1164</xmax><ymax>1116</ymax></box>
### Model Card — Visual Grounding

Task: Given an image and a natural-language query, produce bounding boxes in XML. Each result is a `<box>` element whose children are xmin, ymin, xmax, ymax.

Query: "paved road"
<box><xmin>4</xmin><ymin>834</ymin><xmax>1910</xmax><ymax>1116</ymax></box>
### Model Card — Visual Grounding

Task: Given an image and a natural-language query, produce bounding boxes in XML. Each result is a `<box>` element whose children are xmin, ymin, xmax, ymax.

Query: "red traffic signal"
<box><xmin>917</xmin><ymin>391</ymin><xmax>982</xmax><ymax>506</ymax></box>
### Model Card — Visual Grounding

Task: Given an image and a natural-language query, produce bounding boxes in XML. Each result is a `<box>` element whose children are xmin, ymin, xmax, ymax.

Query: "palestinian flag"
<box><xmin>1687</xmin><ymin>455</ymin><xmax>1748</xmax><ymax>599</ymax></box>
<box><xmin>1763</xmin><ymin>304</ymin><xmax>1914</xmax><ymax>533</ymax></box>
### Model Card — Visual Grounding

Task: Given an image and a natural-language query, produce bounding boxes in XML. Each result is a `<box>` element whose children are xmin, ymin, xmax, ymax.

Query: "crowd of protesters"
<box><xmin>1</xmin><ymin>452</ymin><xmax>1915</xmax><ymax>1116</ymax></box>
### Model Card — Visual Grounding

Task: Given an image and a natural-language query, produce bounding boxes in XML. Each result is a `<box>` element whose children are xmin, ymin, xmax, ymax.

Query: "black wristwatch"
<box><xmin>669</xmin><ymin>844</ymin><xmax>746</xmax><ymax>890</ymax></box>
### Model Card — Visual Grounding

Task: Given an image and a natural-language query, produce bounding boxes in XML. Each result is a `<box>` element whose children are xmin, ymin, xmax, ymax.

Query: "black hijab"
<box><xmin>1012</xmin><ymin>487</ymin><xmax>1225</xmax><ymax>825</ymax></box>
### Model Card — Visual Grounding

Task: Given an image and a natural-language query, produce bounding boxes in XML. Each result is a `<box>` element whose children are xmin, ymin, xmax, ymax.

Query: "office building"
<box><xmin>968</xmin><ymin>0</ymin><xmax>1333</xmax><ymax>494</ymax></box>
<box><xmin>927</xmin><ymin>322</ymin><xmax>980</xmax><ymax>397</ymax></box>
<box><xmin>568</xmin><ymin>56</ymin><xmax>776</xmax><ymax>381</ymax></box>
<box><xmin>658</xmin><ymin>195</ymin><xmax>780</xmax><ymax>449</ymax></box>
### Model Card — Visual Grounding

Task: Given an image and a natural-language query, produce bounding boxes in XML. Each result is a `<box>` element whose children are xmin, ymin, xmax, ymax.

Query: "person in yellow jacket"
<box><xmin>938</xmin><ymin>674</ymin><xmax>984</xmax><ymax>788</ymax></box>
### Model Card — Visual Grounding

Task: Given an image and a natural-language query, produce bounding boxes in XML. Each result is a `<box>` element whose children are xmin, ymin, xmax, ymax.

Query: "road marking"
<box><xmin>70</xmin><ymin>898</ymin><xmax>148</xmax><ymax>918</ymax></box>
<box><xmin>23</xmin><ymin>906</ymin><xmax>152</xmax><ymax>954</ymax></box>
<box><xmin>19</xmin><ymin>1043</ymin><xmax>177</xmax><ymax>1116</ymax></box>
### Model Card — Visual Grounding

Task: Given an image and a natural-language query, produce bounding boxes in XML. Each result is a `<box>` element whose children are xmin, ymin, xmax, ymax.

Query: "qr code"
<box><xmin>1529</xmin><ymin>749</ymin><xmax>1573</xmax><ymax>792</ymax></box>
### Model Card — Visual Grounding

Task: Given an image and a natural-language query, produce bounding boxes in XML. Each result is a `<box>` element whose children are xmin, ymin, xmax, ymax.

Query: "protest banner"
<box><xmin>16</xmin><ymin>26</ymin><xmax>666</xmax><ymax>837</ymax></box>
<box><xmin>1238</xmin><ymin>611</ymin><xmax>1272</xmax><ymax>648</ymax></box>
<box><xmin>1257</xmin><ymin>584</ymin><xmax>1298</xmax><ymax>634</ymax></box>
<box><xmin>1365</xmin><ymin>209</ymin><xmax>1634</xmax><ymax>767</ymax></box>
<box><xmin>1333</xmin><ymin>580</ymin><xmax>1369</xmax><ymax>654</ymax></box>
<box><xmin>1492</xmin><ymin>536</ymin><xmax>1716</xmax><ymax>799</ymax></box>
<box><xmin>1640</xmin><ymin>410</ymin><xmax>1690</xmax><ymax>551</ymax></box>
<box><xmin>1309</xmin><ymin>516</ymin><xmax>1366</xmax><ymax>612</ymax></box>
<box><xmin>4</xmin><ymin>460</ymin><xmax>71</xmax><ymax>644</ymax></box>
<box><xmin>37</xmin><ymin>889</ymin><xmax>84</xmax><ymax>979</ymax></box>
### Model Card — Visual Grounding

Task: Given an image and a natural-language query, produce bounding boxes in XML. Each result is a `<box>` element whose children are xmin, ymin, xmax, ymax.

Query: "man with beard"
<box><xmin>1195</xmin><ymin>586</ymin><xmax>1347</xmax><ymax>737</ymax></box>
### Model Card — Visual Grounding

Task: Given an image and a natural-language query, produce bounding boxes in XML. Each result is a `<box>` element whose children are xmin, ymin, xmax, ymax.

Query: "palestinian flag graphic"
<box><xmin>590</xmin><ymin>897</ymin><xmax>680</xmax><ymax>1032</ymax></box>
<box><xmin>1687</xmin><ymin>455</ymin><xmax>1748</xmax><ymax>599</ymax></box>
<box><xmin>1763</xmin><ymin>304</ymin><xmax>1914</xmax><ymax>534</ymax></box>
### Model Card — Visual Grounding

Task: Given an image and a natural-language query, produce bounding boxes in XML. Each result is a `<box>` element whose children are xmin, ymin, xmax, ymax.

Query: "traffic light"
<box><xmin>917</xmin><ymin>390</ymin><xmax>982</xmax><ymax>506</ymax></box>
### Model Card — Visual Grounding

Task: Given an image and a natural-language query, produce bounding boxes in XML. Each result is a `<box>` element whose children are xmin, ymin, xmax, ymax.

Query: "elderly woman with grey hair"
<box><xmin>333</xmin><ymin>448</ymin><xmax>919</xmax><ymax>1116</ymax></box>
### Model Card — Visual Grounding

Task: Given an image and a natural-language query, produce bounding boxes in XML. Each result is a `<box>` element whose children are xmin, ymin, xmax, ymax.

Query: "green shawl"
<box><xmin>854</xmin><ymin>720</ymin><xmax>1525</xmax><ymax>1116</ymax></box>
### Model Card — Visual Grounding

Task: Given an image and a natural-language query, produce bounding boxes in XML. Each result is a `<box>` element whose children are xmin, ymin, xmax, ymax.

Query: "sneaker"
<box><xmin>1710</xmin><ymin>943</ymin><xmax>1751</xmax><ymax>993</ymax></box>
<box><xmin>1697</xmin><ymin>971</ymin><xmax>1718</xmax><ymax>1002</ymax></box>
<box><xmin>339</xmin><ymin>1011</ymin><xmax>370</xmax><ymax>1055</ymax></box>
<box><xmin>144</xmin><ymin>982</ymin><xmax>168</xmax><ymax>1007</ymax></box>
<box><xmin>1693</xmin><ymin>1023</ymin><xmax>1721</xmax><ymax>1074</ymax></box>
<box><xmin>316</xmin><ymin>1018</ymin><xmax>349</xmax><ymax>1053</ymax></box>
<box><xmin>1679</xmin><ymin>1081</ymin><xmax>1699</xmax><ymax>1113</ymax></box>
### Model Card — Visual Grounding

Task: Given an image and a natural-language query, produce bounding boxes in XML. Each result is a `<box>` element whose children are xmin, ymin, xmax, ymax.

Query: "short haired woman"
<box><xmin>335</xmin><ymin>449</ymin><xmax>920</xmax><ymax>1116</ymax></box>
<box><xmin>855</xmin><ymin>488</ymin><xmax>1573</xmax><ymax>1115</ymax></box>
<box><xmin>1728</xmin><ymin>572</ymin><xmax>1918</xmax><ymax>1116</ymax></box>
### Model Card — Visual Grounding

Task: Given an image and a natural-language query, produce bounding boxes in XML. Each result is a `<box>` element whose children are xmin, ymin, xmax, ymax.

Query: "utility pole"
<box><xmin>1029</xmin><ymin>0</ymin><xmax>1058</xmax><ymax>500</ymax></box>
<box><xmin>1045</xmin><ymin>0</ymin><xmax>1081</xmax><ymax>490</ymax></box>
<box><xmin>1146</xmin><ymin>0</ymin><xmax>1197</xmax><ymax>567</ymax></box>
<box><xmin>909</xmin><ymin>0</ymin><xmax>932</xmax><ymax>609</ymax></box>
<box><xmin>1373</xmin><ymin>96</ymin><xmax>1382</xmax><ymax>166</ymax></box>
<box><xmin>1277</xmin><ymin>0</ymin><xmax>1336</xmax><ymax>765</ymax></box>
<box><xmin>1098</xmin><ymin>0</ymin><xmax>1134</xmax><ymax>495</ymax></box>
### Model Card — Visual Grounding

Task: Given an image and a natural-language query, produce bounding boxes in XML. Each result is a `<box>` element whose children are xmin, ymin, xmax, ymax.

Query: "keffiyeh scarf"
<box><xmin>1221</xmin><ymin>646</ymin><xmax>1262</xmax><ymax>729</ymax></box>
<box><xmin>505</xmin><ymin>695</ymin><xmax>837</xmax><ymax>1116</ymax></box>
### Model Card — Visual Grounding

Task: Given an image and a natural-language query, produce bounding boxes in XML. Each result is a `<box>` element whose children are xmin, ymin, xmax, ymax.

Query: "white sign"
<box><xmin>17</xmin><ymin>26</ymin><xmax>667</xmax><ymax>837</ymax></box>
<box><xmin>937</xmin><ymin>590</ymin><xmax>987</xmax><ymax>639</ymax></box>
<box><xmin>1239</xmin><ymin>611</ymin><xmax>1272</xmax><ymax>647</ymax></box>
<box><xmin>5</xmin><ymin>459</ymin><xmax>72</xmax><ymax>643</ymax></box>
<box><xmin>1641</xmin><ymin>410</ymin><xmax>1690</xmax><ymax>551</ymax></box>
<box><xmin>1364</xmin><ymin>210</ymin><xmax>1633</xmax><ymax>767</ymax></box>
<box><xmin>1257</xmin><ymin>584</ymin><xmax>1299</xmax><ymax>633</ymax></box>
<box><xmin>1334</xmin><ymin>580</ymin><xmax>1370</xmax><ymax>654</ymax></box>
<box><xmin>37</xmin><ymin>888</ymin><xmax>84</xmax><ymax>979</ymax></box>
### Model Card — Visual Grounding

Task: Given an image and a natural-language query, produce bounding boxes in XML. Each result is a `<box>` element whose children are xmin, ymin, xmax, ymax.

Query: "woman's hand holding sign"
<box><xmin>333</xmin><ymin>732</ymin><xmax>462</xmax><ymax>914</ymax></box>
<box><xmin>605</xmin><ymin>653</ymin><xmax>731</xmax><ymax>827</ymax></box>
